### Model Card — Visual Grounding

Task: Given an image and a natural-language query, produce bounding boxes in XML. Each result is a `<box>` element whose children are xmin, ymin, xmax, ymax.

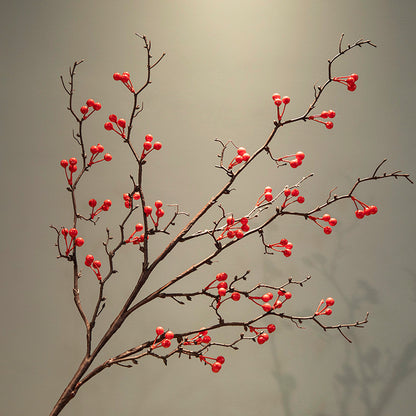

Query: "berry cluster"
<box><xmin>60</xmin><ymin>157</ymin><xmax>78</xmax><ymax>186</ymax></box>
<box><xmin>216</xmin><ymin>216</ymin><xmax>250</xmax><ymax>240</ymax></box>
<box><xmin>267</xmin><ymin>238</ymin><xmax>293</xmax><ymax>257</ymax></box>
<box><xmin>104</xmin><ymin>114</ymin><xmax>126</xmax><ymax>139</ymax></box>
<box><xmin>272</xmin><ymin>93</ymin><xmax>291</xmax><ymax>121</ymax></box>
<box><xmin>88</xmin><ymin>198</ymin><xmax>112</xmax><ymax>219</ymax></box>
<box><xmin>249</xmin><ymin>288</ymin><xmax>292</xmax><ymax>312</ymax></box>
<box><xmin>308</xmin><ymin>213</ymin><xmax>337</xmax><ymax>235</ymax></box>
<box><xmin>124</xmin><ymin>223</ymin><xmax>145</xmax><ymax>245</ymax></box>
<box><xmin>123</xmin><ymin>192</ymin><xmax>141</xmax><ymax>209</ymax></box>
<box><xmin>199</xmin><ymin>354</ymin><xmax>225</xmax><ymax>373</ymax></box>
<box><xmin>183</xmin><ymin>328</ymin><xmax>212</xmax><ymax>346</ymax></box>
<box><xmin>228</xmin><ymin>147</ymin><xmax>251</xmax><ymax>170</ymax></box>
<box><xmin>350</xmin><ymin>196</ymin><xmax>378</xmax><ymax>219</ymax></box>
<box><xmin>281</xmin><ymin>187</ymin><xmax>305</xmax><ymax>209</ymax></box>
<box><xmin>88</xmin><ymin>143</ymin><xmax>112</xmax><ymax>166</ymax></box>
<box><xmin>308</xmin><ymin>110</ymin><xmax>336</xmax><ymax>129</ymax></box>
<box><xmin>80</xmin><ymin>98</ymin><xmax>102</xmax><ymax>120</ymax></box>
<box><xmin>249</xmin><ymin>323</ymin><xmax>276</xmax><ymax>344</ymax></box>
<box><xmin>141</xmin><ymin>134</ymin><xmax>162</xmax><ymax>160</ymax></box>
<box><xmin>277</xmin><ymin>151</ymin><xmax>305</xmax><ymax>168</ymax></box>
<box><xmin>61</xmin><ymin>228</ymin><xmax>84</xmax><ymax>256</ymax></box>
<box><xmin>85</xmin><ymin>255</ymin><xmax>102</xmax><ymax>281</ymax></box>
<box><xmin>113</xmin><ymin>72</ymin><xmax>135</xmax><ymax>93</ymax></box>
<box><xmin>315</xmin><ymin>297</ymin><xmax>335</xmax><ymax>316</ymax></box>
<box><xmin>256</xmin><ymin>186</ymin><xmax>274</xmax><ymax>206</ymax></box>
<box><xmin>333</xmin><ymin>73</ymin><xmax>359</xmax><ymax>91</ymax></box>
<box><xmin>151</xmin><ymin>327</ymin><xmax>174</xmax><ymax>349</ymax></box>
<box><xmin>143</xmin><ymin>200</ymin><xmax>165</xmax><ymax>227</ymax></box>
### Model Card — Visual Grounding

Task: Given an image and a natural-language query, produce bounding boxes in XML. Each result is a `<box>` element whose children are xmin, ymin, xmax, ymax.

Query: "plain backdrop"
<box><xmin>1</xmin><ymin>1</ymin><xmax>415</xmax><ymax>415</ymax></box>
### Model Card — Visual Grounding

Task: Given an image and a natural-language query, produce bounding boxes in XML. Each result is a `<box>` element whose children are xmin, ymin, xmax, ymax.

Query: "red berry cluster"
<box><xmin>183</xmin><ymin>328</ymin><xmax>212</xmax><ymax>346</ymax></box>
<box><xmin>151</xmin><ymin>327</ymin><xmax>174</xmax><ymax>349</ymax></box>
<box><xmin>315</xmin><ymin>297</ymin><xmax>335</xmax><ymax>316</ymax></box>
<box><xmin>122</xmin><ymin>192</ymin><xmax>141</xmax><ymax>209</ymax></box>
<box><xmin>351</xmin><ymin>196</ymin><xmax>378</xmax><ymax>219</ymax></box>
<box><xmin>277</xmin><ymin>151</ymin><xmax>305</xmax><ymax>168</ymax></box>
<box><xmin>113</xmin><ymin>72</ymin><xmax>135</xmax><ymax>93</ymax></box>
<box><xmin>88</xmin><ymin>143</ymin><xmax>112</xmax><ymax>166</ymax></box>
<box><xmin>141</xmin><ymin>134</ymin><xmax>162</xmax><ymax>160</ymax></box>
<box><xmin>88</xmin><ymin>198</ymin><xmax>112</xmax><ymax>219</ymax></box>
<box><xmin>85</xmin><ymin>254</ymin><xmax>102</xmax><ymax>281</ymax></box>
<box><xmin>143</xmin><ymin>200</ymin><xmax>165</xmax><ymax>227</ymax></box>
<box><xmin>308</xmin><ymin>213</ymin><xmax>337</xmax><ymax>235</ymax></box>
<box><xmin>249</xmin><ymin>323</ymin><xmax>276</xmax><ymax>345</ymax></box>
<box><xmin>61</xmin><ymin>228</ymin><xmax>84</xmax><ymax>255</ymax></box>
<box><xmin>60</xmin><ymin>157</ymin><xmax>78</xmax><ymax>186</ymax></box>
<box><xmin>199</xmin><ymin>354</ymin><xmax>225</xmax><ymax>373</ymax></box>
<box><xmin>124</xmin><ymin>223</ymin><xmax>145</xmax><ymax>244</ymax></box>
<box><xmin>333</xmin><ymin>73</ymin><xmax>358</xmax><ymax>91</ymax></box>
<box><xmin>249</xmin><ymin>288</ymin><xmax>292</xmax><ymax>312</ymax></box>
<box><xmin>104</xmin><ymin>114</ymin><xmax>126</xmax><ymax>139</ymax></box>
<box><xmin>281</xmin><ymin>187</ymin><xmax>305</xmax><ymax>209</ymax></box>
<box><xmin>308</xmin><ymin>110</ymin><xmax>336</xmax><ymax>129</ymax></box>
<box><xmin>216</xmin><ymin>216</ymin><xmax>250</xmax><ymax>240</ymax></box>
<box><xmin>272</xmin><ymin>93</ymin><xmax>291</xmax><ymax>121</ymax></box>
<box><xmin>80</xmin><ymin>98</ymin><xmax>102</xmax><ymax>120</ymax></box>
<box><xmin>228</xmin><ymin>147</ymin><xmax>251</xmax><ymax>170</ymax></box>
<box><xmin>267</xmin><ymin>238</ymin><xmax>293</xmax><ymax>257</ymax></box>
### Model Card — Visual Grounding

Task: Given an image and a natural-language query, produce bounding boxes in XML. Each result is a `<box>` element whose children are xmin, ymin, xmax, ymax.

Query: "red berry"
<box><xmin>143</xmin><ymin>206</ymin><xmax>152</xmax><ymax>216</ymax></box>
<box><xmin>104</xmin><ymin>122</ymin><xmax>113</xmax><ymax>131</ymax></box>
<box><xmin>284</xmin><ymin>292</ymin><xmax>292</xmax><ymax>300</ymax></box>
<box><xmin>257</xmin><ymin>333</ymin><xmax>269</xmax><ymax>344</ymax></box>
<box><xmin>242</xmin><ymin>153</ymin><xmax>250</xmax><ymax>161</ymax></box>
<box><xmin>282</xmin><ymin>96</ymin><xmax>290</xmax><ymax>105</ymax></box>
<box><xmin>89</xmin><ymin>199</ymin><xmax>97</xmax><ymax>207</ymax></box>
<box><xmin>262</xmin><ymin>293</ymin><xmax>272</xmax><ymax>302</ymax></box>
<box><xmin>93</xmin><ymin>102</ymin><xmax>102</xmax><ymax>111</ymax></box>
<box><xmin>143</xmin><ymin>141</ymin><xmax>152</xmax><ymax>151</ymax></box>
<box><xmin>274</xmin><ymin>98</ymin><xmax>282</xmax><ymax>106</ymax></box>
<box><xmin>109</xmin><ymin>114</ymin><xmax>117</xmax><ymax>122</ymax></box>
<box><xmin>283</xmin><ymin>249</ymin><xmax>292</xmax><ymax>257</ymax></box>
<box><xmin>323</xmin><ymin>226</ymin><xmax>332</xmax><ymax>235</ymax></box>
<box><xmin>86</xmin><ymin>99</ymin><xmax>95</xmax><ymax>107</ymax></box>
<box><xmin>145</xmin><ymin>134</ymin><xmax>153</xmax><ymax>142</ymax></box>
<box><xmin>92</xmin><ymin>260</ymin><xmax>101</xmax><ymax>268</ymax></box>
<box><xmin>237</xmin><ymin>147</ymin><xmax>246</xmax><ymax>156</ymax></box>
<box><xmin>280</xmin><ymin>238</ymin><xmax>288</xmax><ymax>246</ymax></box>
<box><xmin>351</xmin><ymin>73</ymin><xmax>359</xmax><ymax>81</ymax></box>
<box><xmin>217</xmin><ymin>281</ymin><xmax>228</xmax><ymax>289</ymax></box>
<box><xmin>212</xmin><ymin>362</ymin><xmax>222</xmax><ymax>373</ymax></box>
<box><xmin>325</xmin><ymin>121</ymin><xmax>334</xmax><ymax>129</ymax></box>
<box><xmin>202</xmin><ymin>335</ymin><xmax>211</xmax><ymax>343</ymax></box>
<box><xmin>347</xmin><ymin>77</ymin><xmax>355</xmax><ymax>86</ymax></box>
<box><xmin>284</xmin><ymin>188</ymin><xmax>291</xmax><ymax>197</ymax></box>
<box><xmin>156</xmin><ymin>326</ymin><xmax>164</xmax><ymax>335</ymax></box>
<box><xmin>322</xmin><ymin>214</ymin><xmax>331</xmax><ymax>222</ymax></box>
<box><xmin>328</xmin><ymin>110</ymin><xmax>336</xmax><ymax>118</ymax></box>
<box><xmin>235</xmin><ymin>229</ymin><xmax>244</xmax><ymax>239</ymax></box>
<box><xmin>61</xmin><ymin>228</ymin><xmax>68</xmax><ymax>236</ymax></box>
<box><xmin>325</xmin><ymin>309</ymin><xmax>332</xmax><ymax>315</ymax></box>
<box><xmin>133</xmin><ymin>192</ymin><xmax>141</xmax><ymax>200</ymax></box>
<box><xmin>267</xmin><ymin>324</ymin><xmax>276</xmax><ymax>333</ymax></box>
<box><xmin>262</xmin><ymin>303</ymin><xmax>272</xmax><ymax>312</ymax></box>
<box><xmin>241</xmin><ymin>223</ymin><xmax>250</xmax><ymax>232</ymax></box>
<box><xmin>80</xmin><ymin>106</ymin><xmax>88</xmax><ymax>114</ymax></box>
<box><xmin>216</xmin><ymin>272</ymin><xmax>228</xmax><ymax>281</ymax></box>
<box><xmin>216</xmin><ymin>356</ymin><xmax>225</xmax><ymax>364</ymax></box>
<box><xmin>85</xmin><ymin>254</ymin><xmax>94</xmax><ymax>264</ymax></box>
<box><xmin>135</xmin><ymin>223</ymin><xmax>144</xmax><ymax>232</ymax></box>
<box><xmin>274</xmin><ymin>300</ymin><xmax>283</xmax><ymax>309</ymax></box>
<box><xmin>240</xmin><ymin>217</ymin><xmax>248</xmax><ymax>225</ymax></box>
<box><xmin>289</xmin><ymin>159</ymin><xmax>298</xmax><ymax>168</ymax></box>
<box><xmin>226</xmin><ymin>216</ymin><xmax>234</xmax><ymax>226</ymax></box>
<box><xmin>320</xmin><ymin>111</ymin><xmax>329</xmax><ymax>119</ymax></box>
<box><xmin>123</xmin><ymin>193</ymin><xmax>130</xmax><ymax>201</ymax></box>
<box><xmin>161</xmin><ymin>339</ymin><xmax>171</xmax><ymax>348</ymax></box>
<box><xmin>227</xmin><ymin>230</ymin><xmax>235</xmax><ymax>239</ymax></box>
<box><xmin>328</xmin><ymin>218</ymin><xmax>337</xmax><ymax>226</ymax></box>
<box><xmin>60</xmin><ymin>159</ymin><xmax>68</xmax><ymax>168</ymax></box>
<box><xmin>153</xmin><ymin>142</ymin><xmax>162</xmax><ymax>150</ymax></box>
<box><xmin>326</xmin><ymin>297</ymin><xmax>335</xmax><ymax>306</ymax></box>
<box><xmin>285</xmin><ymin>242</ymin><xmax>293</xmax><ymax>249</ymax></box>
<box><xmin>297</xmin><ymin>196</ymin><xmax>305</xmax><ymax>203</ymax></box>
<box><xmin>117</xmin><ymin>119</ymin><xmax>126</xmax><ymax>128</ymax></box>
<box><xmin>103</xmin><ymin>199</ymin><xmax>112</xmax><ymax>207</ymax></box>
<box><xmin>96</xmin><ymin>144</ymin><xmax>104</xmax><ymax>153</ymax></box>
<box><xmin>156</xmin><ymin>208</ymin><xmax>164</xmax><ymax>218</ymax></box>
<box><xmin>364</xmin><ymin>207</ymin><xmax>371</xmax><ymax>216</ymax></box>
<box><xmin>218</xmin><ymin>287</ymin><xmax>227</xmax><ymax>297</ymax></box>
<box><xmin>69</xmin><ymin>157</ymin><xmax>77</xmax><ymax>165</ymax></box>
<box><xmin>124</xmin><ymin>201</ymin><xmax>131</xmax><ymax>208</ymax></box>
<box><xmin>296</xmin><ymin>151</ymin><xmax>305</xmax><ymax>160</ymax></box>
<box><xmin>235</xmin><ymin>155</ymin><xmax>243</xmax><ymax>164</ymax></box>
<box><xmin>231</xmin><ymin>292</ymin><xmax>241</xmax><ymax>301</ymax></box>
<box><xmin>75</xmin><ymin>237</ymin><xmax>84</xmax><ymax>247</ymax></box>
<box><xmin>104</xmin><ymin>153</ymin><xmax>112</xmax><ymax>162</ymax></box>
<box><xmin>165</xmin><ymin>331</ymin><xmax>174</xmax><ymax>340</ymax></box>
<box><xmin>272</xmin><ymin>93</ymin><xmax>281</xmax><ymax>101</ymax></box>
<box><xmin>355</xmin><ymin>210</ymin><xmax>365</xmax><ymax>219</ymax></box>
<box><xmin>69</xmin><ymin>228</ymin><xmax>78</xmax><ymax>238</ymax></box>
<box><xmin>121</xmin><ymin>72</ymin><xmax>130</xmax><ymax>82</ymax></box>
<box><xmin>90</xmin><ymin>146</ymin><xmax>99</xmax><ymax>154</ymax></box>
<box><xmin>347</xmin><ymin>84</ymin><xmax>357</xmax><ymax>92</ymax></box>
<box><xmin>69</xmin><ymin>164</ymin><xmax>77</xmax><ymax>173</ymax></box>
<box><xmin>113</xmin><ymin>73</ymin><xmax>122</xmax><ymax>81</ymax></box>
<box><xmin>155</xmin><ymin>200</ymin><xmax>163</xmax><ymax>209</ymax></box>
<box><xmin>291</xmin><ymin>189</ymin><xmax>299</xmax><ymax>197</ymax></box>
<box><xmin>369</xmin><ymin>205</ymin><xmax>378</xmax><ymax>215</ymax></box>
<box><xmin>265</xmin><ymin>192</ymin><xmax>273</xmax><ymax>201</ymax></box>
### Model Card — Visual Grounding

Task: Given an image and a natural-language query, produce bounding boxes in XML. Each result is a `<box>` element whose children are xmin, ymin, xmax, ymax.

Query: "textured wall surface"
<box><xmin>1</xmin><ymin>1</ymin><xmax>415</xmax><ymax>415</ymax></box>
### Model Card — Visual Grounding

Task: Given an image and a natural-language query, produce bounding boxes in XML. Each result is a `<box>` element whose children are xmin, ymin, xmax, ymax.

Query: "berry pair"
<box><xmin>333</xmin><ymin>73</ymin><xmax>358</xmax><ymax>91</ymax></box>
<box><xmin>315</xmin><ymin>297</ymin><xmax>335</xmax><ymax>316</ymax></box>
<box><xmin>85</xmin><ymin>254</ymin><xmax>102</xmax><ymax>281</ymax></box>
<box><xmin>113</xmin><ymin>72</ymin><xmax>135</xmax><ymax>93</ymax></box>
<box><xmin>228</xmin><ymin>147</ymin><xmax>250</xmax><ymax>169</ymax></box>
<box><xmin>199</xmin><ymin>354</ymin><xmax>225</xmax><ymax>373</ymax></box>
<box><xmin>123</xmin><ymin>192</ymin><xmax>141</xmax><ymax>209</ymax></box>
<box><xmin>276</xmin><ymin>151</ymin><xmax>305</xmax><ymax>168</ymax></box>
<box><xmin>60</xmin><ymin>158</ymin><xmax>78</xmax><ymax>186</ymax></box>
<box><xmin>272</xmin><ymin>93</ymin><xmax>291</xmax><ymax>121</ymax></box>
<box><xmin>249</xmin><ymin>324</ymin><xmax>276</xmax><ymax>344</ymax></box>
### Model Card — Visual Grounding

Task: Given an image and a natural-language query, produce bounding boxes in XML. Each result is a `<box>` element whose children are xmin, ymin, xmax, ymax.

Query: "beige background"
<box><xmin>1</xmin><ymin>1</ymin><xmax>415</xmax><ymax>415</ymax></box>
